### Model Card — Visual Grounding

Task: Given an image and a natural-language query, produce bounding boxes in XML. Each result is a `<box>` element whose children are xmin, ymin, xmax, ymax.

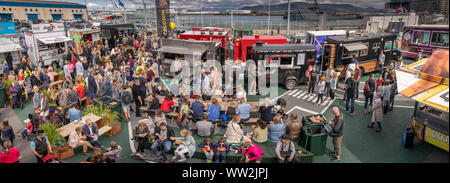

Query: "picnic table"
<box><xmin>57</xmin><ymin>113</ymin><xmax>104</xmax><ymax>138</ymax></box>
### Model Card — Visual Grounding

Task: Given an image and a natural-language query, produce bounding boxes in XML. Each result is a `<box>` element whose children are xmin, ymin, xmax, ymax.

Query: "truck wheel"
<box><xmin>285</xmin><ymin>79</ymin><xmax>297</xmax><ymax>90</ymax></box>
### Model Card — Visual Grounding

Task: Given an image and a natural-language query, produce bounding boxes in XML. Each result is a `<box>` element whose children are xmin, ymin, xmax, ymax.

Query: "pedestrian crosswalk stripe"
<box><xmin>302</xmin><ymin>93</ymin><xmax>310</xmax><ymax>100</ymax></box>
<box><xmin>321</xmin><ymin>99</ymin><xmax>330</xmax><ymax>106</ymax></box>
<box><xmin>297</xmin><ymin>91</ymin><xmax>308</xmax><ymax>98</ymax></box>
<box><xmin>306</xmin><ymin>94</ymin><xmax>317</xmax><ymax>102</ymax></box>
<box><xmin>287</xmin><ymin>89</ymin><xmax>298</xmax><ymax>96</ymax></box>
<box><xmin>288</xmin><ymin>90</ymin><xmax>300</xmax><ymax>96</ymax></box>
<box><xmin>308</xmin><ymin>96</ymin><xmax>318</xmax><ymax>103</ymax></box>
<box><xmin>293</xmin><ymin>90</ymin><xmax>305</xmax><ymax>97</ymax></box>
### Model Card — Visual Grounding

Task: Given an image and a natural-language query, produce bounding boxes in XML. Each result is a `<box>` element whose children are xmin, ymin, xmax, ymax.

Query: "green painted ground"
<box><xmin>313</xmin><ymin>100</ymin><xmax>437</xmax><ymax>163</ymax></box>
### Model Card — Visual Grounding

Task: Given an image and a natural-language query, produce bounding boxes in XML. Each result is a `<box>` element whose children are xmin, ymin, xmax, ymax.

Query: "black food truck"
<box><xmin>321</xmin><ymin>32</ymin><xmax>401</xmax><ymax>78</ymax></box>
<box><xmin>100</xmin><ymin>23</ymin><xmax>136</xmax><ymax>49</ymax></box>
<box><xmin>251</xmin><ymin>42</ymin><xmax>317</xmax><ymax>90</ymax></box>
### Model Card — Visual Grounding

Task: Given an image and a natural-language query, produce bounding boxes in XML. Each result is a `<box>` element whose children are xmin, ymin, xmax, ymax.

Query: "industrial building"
<box><xmin>0</xmin><ymin>0</ymin><xmax>87</xmax><ymax>21</ymax></box>
<box><xmin>385</xmin><ymin>0</ymin><xmax>449</xmax><ymax>13</ymax></box>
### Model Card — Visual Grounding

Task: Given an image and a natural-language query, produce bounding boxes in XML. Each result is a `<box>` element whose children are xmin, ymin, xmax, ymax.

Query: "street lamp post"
<box><xmin>287</xmin><ymin>0</ymin><xmax>291</xmax><ymax>36</ymax></box>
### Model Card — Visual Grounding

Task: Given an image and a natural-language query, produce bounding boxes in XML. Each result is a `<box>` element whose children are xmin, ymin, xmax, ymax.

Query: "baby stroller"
<box><xmin>272</xmin><ymin>98</ymin><xmax>288</xmax><ymax>120</ymax></box>
<box><xmin>11</xmin><ymin>85</ymin><xmax>24</xmax><ymax>109</ymax></box>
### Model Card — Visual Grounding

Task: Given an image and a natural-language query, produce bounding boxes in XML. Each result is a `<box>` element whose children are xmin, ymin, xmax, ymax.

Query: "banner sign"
<box><xmin>425</xmin><ymin>127</ymin><xmax>449</xmax><ymax>152</ymax></box>
<box><xmin>0</xmin><ymin>22</ymin><xmax>16</xmax><ymax>35</ymax></box>
<box><xmin>156</xmin><ymin>0</ymin><xmax>171</xmax><ymax>38</ymax></box>
<box><xmin>31</xmin><ymin>23</ymin><xmax>64</xmax><ymax>33</ymax></box>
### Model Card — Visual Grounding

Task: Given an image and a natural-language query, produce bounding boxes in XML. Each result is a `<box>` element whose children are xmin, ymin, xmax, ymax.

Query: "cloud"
<box><xmin>87</xmin><ymin>2</ymin><xmax>100</xmax><ymax>8</ymax></box>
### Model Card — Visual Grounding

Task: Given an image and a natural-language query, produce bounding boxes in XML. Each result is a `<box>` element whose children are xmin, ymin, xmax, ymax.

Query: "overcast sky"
<box><xmin>43</xmin><ymin>0</ymin><xmax>389</xmax><ymax>10</ymax></box>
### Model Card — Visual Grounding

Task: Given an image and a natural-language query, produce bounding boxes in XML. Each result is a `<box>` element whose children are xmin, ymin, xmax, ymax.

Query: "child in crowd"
<box><xmin>213</xmin><ymin>138</ymin><xmax>229</xmax><ymax>163</ymax></box>
<box><xmin>239</xmin><ymin>142</ymin><xmax>264</xmax><ymax>163</ymax></box>
<box><xmin>316</xmin><ymin>76</ymin><xmax>326</xmax><ymax>105</ymax></box>
<box><xmin>198</xmin><ymin>137</ymin><xmax>215</xmax><ymax>163</ymax></box>
<box><xmin>330</xmin><ymin>72</ymin><xmax>338</xmax><ymax>100</ymax></box>
<box><xmin>18</xmin><ymin>118</ymin><xmax>33</xmax><ymax>139</ymax></box>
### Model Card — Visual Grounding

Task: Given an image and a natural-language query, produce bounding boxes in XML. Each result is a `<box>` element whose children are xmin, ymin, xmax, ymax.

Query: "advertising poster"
<box><xmin>156</xmin><ymin>0</ymin><xmax>171</xmax><ymax>38</ymax></box>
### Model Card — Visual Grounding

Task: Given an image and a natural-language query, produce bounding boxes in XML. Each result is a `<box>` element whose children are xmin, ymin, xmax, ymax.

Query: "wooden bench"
<box><xmin>49</xmin><ymin>80</ymin><xmax>64</xmax><ymax>88</ymax></box>
<box><xmin>243</xmin><ymin>118</ymin><xmax>259</xmax><ymax>124</ymax></box>
<box><xmin>98</xmin><ymin>126</ymin><xmax>112</xmax><ymax>136</ymax></box>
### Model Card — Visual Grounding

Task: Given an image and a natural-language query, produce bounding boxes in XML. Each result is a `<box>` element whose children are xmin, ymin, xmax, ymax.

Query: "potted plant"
<box><xmin>39</xmin><ymin>122</ymin><xmax>74</xmax><ymax>160</ymax></box>
<box><xmin>53</xmin><ymin>135</ymin><xmax>74</xmax><ymax>160</ymax></box>
<box><xmin>83</xmin><ymin>103</ymin><xmax>121</xmax><ymax>136</ymax></box>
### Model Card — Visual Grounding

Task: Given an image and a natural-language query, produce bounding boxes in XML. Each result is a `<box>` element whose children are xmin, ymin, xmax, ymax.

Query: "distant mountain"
<box><xmin>240</xmin><ymin>2</ymin><xmax>380</xmax><ymax>14</ymax></box>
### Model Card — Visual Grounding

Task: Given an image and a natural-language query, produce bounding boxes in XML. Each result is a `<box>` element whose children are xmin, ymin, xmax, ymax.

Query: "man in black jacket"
<box><xmin>328</xmin><ymin>106</ymin><xmax>344</xmax><ymax>161</ymax></box>
<box><xmin>364</xmin><ymin>73</ymin><xmax>376</xmax><ymax>114</ymax></box>
<box><xmin>151</xmin><ymin>122</ymin><xmax>175</xmax><ymax>161</ymax></box>
<box><xmin>132</xmin><ymin>80</ymin><xmax>143</xmax><ymax>117</ymax></box>
<box><xmin>345</xmin><ymin>72</ymin><xmax>356</xmax><ymax>116</ymax></box>
<box><xmin>87</xmin><ymin>72</ymin><xmax>98</xmax><ymax>101</ymax></box>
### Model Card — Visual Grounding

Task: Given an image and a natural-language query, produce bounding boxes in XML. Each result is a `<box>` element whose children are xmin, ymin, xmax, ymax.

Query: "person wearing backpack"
<box><xmin>121</xmin><ymin>85</ymin><xmax>133</xmax><ymax>122</ymax></box>
<box><xmin>345</xmin><ymin>72</ymin><xmax>356</xmax><ymax>116</ymax></box>
<box><xmin>364</xmin><ymin>73</ymin><xmax>376</xmax><ymax>114</ymax></box>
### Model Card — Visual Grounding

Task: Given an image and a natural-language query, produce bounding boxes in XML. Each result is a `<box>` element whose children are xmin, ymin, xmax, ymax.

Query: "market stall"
<box><xmin>396</xmin><ymin>48</ymin><xmax>449</xmax><ymax>152</ymax></box>
<box><xmin>68</xmin><ymin>28</ymin><xmax>101</xmax><ymax>55</ymax></box>
<box><xmin>24</xmin><ymin>23</ymin><xmax>72</xmax><ymax>66</ymax></box>
<box><xmin>0</xmin><ymin>22</ymin><xmax>23</xmax><ymax>74</ymax></box>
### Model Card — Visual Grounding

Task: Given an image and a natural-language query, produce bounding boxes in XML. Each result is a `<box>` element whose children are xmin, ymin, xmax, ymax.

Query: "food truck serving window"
<box><xmin>431</xmin><ymin>32</ymin><xmax>449</xmax><ymax>47</ymax></box>
<box><xmin>412</xmin><ymin>30</ymin><xmax>430</xmax><ymax>45</ymax></box>
<box><xmin>384</xmin><ymin>41</ymin><xmax>393</xmax><ymax>51</ymax></box>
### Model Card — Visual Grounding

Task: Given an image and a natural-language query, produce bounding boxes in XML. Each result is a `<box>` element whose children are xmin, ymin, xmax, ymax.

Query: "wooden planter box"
<box><xmin>54</xmin><ymin>147</ymin><xmax>74</xmax><ymax>160</ymax></box>
<box><xmin>107</xmin><ymin>122</ymin><xmax>122</xmax><ymax>136</ymax></box>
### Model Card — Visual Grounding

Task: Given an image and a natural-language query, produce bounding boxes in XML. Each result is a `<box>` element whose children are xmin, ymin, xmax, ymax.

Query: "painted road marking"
<box><xmin>293</xmin><ymin>90</ymin><xmax>304</xmax><ymax>97</ymax></box>
<box><xmin>306</xmin><ymin>93</ymin><xmax>317</xmax><ymax>101</ymax></box>
<box><xmin>287</xmin><ymin>89</ymin><xmax>298</xmax><ymax>96</ymax></box>
<box><xmin>302</xmin><ymin>93</ymin><xmax>311</xmax><ymax>100</ymax></box>
<box><xmin>287</xmin><ymin>106</ymin><xmax>320</xmax><ymax>115</ymax></box>
<box><xmin>297</xmin><ymin>91</ymin><xmax>308</xmax><ymax>99</ymax></box>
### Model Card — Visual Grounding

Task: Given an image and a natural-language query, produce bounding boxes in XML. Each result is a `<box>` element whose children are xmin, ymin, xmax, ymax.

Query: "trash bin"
<box><xmin>302</xmin><ymin>114</ymin><xmax>328</xmax><ymax>127</ymax></box>
<box><xmin>0</xmin><ymin>84</ymin><xmax>5</xmax><ymax>108</ymax></box>
<box><xmin>299</xmin><ymin>124</ymin><xmax>329</xmax><ymax>155</ymax></box>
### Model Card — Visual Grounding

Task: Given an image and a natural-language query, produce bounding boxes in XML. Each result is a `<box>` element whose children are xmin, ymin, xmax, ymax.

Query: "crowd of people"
<box><xmin>0</xmin><ymin>25</ymin><xmax>402</xmax><ymax>163</ymax></box>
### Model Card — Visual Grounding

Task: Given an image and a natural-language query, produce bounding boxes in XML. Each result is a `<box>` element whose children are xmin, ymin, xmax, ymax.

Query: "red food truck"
<box><xmin>234</xmin><ymin>34</ymin><xmax>287</xmax><ymax>61</ymax></box>
<box><xmin>179</xmin><ymin>29</ymin><xmax>230</xmax><ymax>59</ymax></box>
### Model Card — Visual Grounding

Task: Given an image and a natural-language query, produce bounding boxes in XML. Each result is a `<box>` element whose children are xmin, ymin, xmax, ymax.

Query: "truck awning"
<box><xmin>158</xmin><ymin>46</ymin><xmax>207</xmax><ymax>55</ymax></box>
<box><xmin>0</xmin><ymin>44</ymin><xmax>23</xmax><ymax>53</ymax></box>
<box><xmin>396</xmin><ymin>48</ymin><xmax>449</xmax><ymax>112</ymax></box>
<box><xmin>343</xmin><ymin>42</ymin><xmax>368</xmax><ymax>51</ymax></box>
<box><xmin>38</xmin><ymin>36</ymin><xmax>72</xmax><ymax>44</ymax></box>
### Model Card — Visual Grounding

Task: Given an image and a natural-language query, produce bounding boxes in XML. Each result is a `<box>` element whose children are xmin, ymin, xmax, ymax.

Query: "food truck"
<box><xmin>0</xmin><ymin>22</ymin><xmax>23</xmax><ymax>74</ymax></box>
<box><xmin>400</xmin><ymin>25</ymin><xmax>449</xmax><ymax>59</ymax></box>
<box><xmin>158</xmin><ymin>38</ymin><xmax>224</xmax><ymax>77</ymax></box>
<box><xmin>305</xmin><ymin>30</ymin><xmax>346</xmax><ymax>62</ymax></box>
<box><xmin>24</xmin><ymin>23</ymin><xmax>72</xmax><ymax>66</ymax></box>
<box><xmin>68</xmin><ymin>27</ymin><xmax>101</xmax><ymax>55</ymax></box>
<box><xmin>234</xmin><ymin>34</ymin><xmax>287</xmax><ymax>61</ymax></box>
<box><xmin>179</xmin><ymin>28</ymin><xmax>230</xmax><ymax>59</ymax></box>
<box><xmin>251</xmin><ymin>42</ymin><xmax>317</xmax><ymax>90</ymax></box>
<box><xmin>396</xmin><ymin>48</ymin><xmax>448</xmax><ymax>152</ymax></box>
<box><xmin>100</xmin><ymin>23</ymin><xmax>135</xmax><ymax>49</ymax></box>
<box><xmin>322</xmin><ymin>32</ymin><xmax>401</xmax><ymax>78</ymax></box>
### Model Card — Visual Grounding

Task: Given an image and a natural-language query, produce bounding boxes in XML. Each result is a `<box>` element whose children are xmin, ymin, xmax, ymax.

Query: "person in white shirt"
<box><xmin>378</xmin><ymin>51</ymin><xmax>385</xmax><ymax>72</ymax></box>
<box><xmin>68</xmin><ymin>127</ymin><xmax>98</xmax><ymax>156</ymax></box>
<box><xmin>316</xmin><ymin>76</ymin><xmax>326</xmax><ymax>105</ymax></box>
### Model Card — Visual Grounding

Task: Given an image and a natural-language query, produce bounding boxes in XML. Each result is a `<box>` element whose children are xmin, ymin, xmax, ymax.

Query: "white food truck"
<box><xmin>24</xmin><ymin>23</ymin><xmax>72</xmax><ymax>66</ymax></box>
